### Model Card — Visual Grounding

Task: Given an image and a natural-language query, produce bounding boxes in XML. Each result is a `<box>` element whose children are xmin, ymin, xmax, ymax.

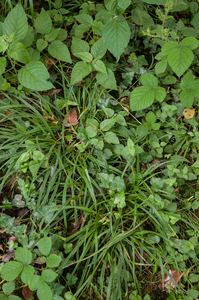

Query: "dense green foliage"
<box><xmin>1</xmin><ymin>0</ymin><xmax>199</xmax><ymax>299</ymax></box>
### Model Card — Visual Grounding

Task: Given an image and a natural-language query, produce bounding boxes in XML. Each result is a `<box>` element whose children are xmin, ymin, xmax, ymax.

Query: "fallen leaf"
<box><xmin>183</xmin><ymin>108</ymin><xmax>195</xmax><ymax>119</ymax></box>
<box><xmin>32</xmin><ymin>256</ymin><xmax>46</xmax><ymax>265</ymax></box>
<box><xmin>160</xmin><ymin>269</ymin><xmax>183</xmax><ymax>290</ymax></box>
<box><xmin>22</xmin><ymin>286</ymin><xmax>33</xmax><ymax>300</ymax></box>
<box><xmin>66</xmin><ymin>108</ymin><xmax>79</xmax><ymax>126</ymax></box>
<box><xmin>1</xmin><ymin>250</ymin><xmax>15</xmax><ymax>262</ymax></box>
<box><xmin>120</xmin><ymin>97</ymin><xmax>130</xmax><ymax>109</ymax></box>
<box><xmin>68</xmin><ymin>214</ymin><xmax>86</xmax><ymax>235</ymax></box>
<box><xmin>45</xmin><ymin>57</ymin><xmax>58</xmax><ymax>70</ymax></box>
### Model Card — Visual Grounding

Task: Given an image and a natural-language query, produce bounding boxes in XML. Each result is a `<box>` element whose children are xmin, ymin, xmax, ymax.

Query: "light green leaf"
<box><xmin>37</xmin><ymin>281</ymin><xmax>52</xmax><ymax>300</ymax></box>
<box><xmin>102</xmin><ymin>18</ymin><xmax>130</xmax><ymax>61</ymax></box>
<box><xmin>3</xmin><ymin>3</ymin><xmax>28</xmax><ymax>41</ymax></box>
<box><xmin>114</xmin><ymin>191</ymin><xmax>126</xmax><ymax>208</ymax></box>
<box><xmin>48</xmin><ymin>40</ymin><xmax>72</xmax><ymax>63</ymax></box>
<box><xmin>127</xmin><ymin>138</ymin><xmax>135</xmax><ymax>156</ymax></box>
<box><xmin>180</xmin><ymin>90</ymin><xmax>194</xmax><ymax>108</ymax></box>
<box><xmin>162</xmin><ymin>41</ymin><xmax>179</xmax><ymax>55</ymax></box>
<box><xmin>146</xmin><ymin>111</ymin><xmax>156</xmax><ymax>124</ymax></box>
<box><xmin>42</xmin><ymin>269</ymin><xmax>57</xmax><ymax>282</ymax></box>
<box><xmin>180</xmin><ymin>37</ymin><xmax>199</xmax><ymax>50</ymax></box>
<box><xmin>105</xmin><ymin>0</ymin><xmax>131</xmax><ymax>14</ymax></box>
<box><xmin>192</xmin><ymin>11</ymin><xmax>199</xmax><ymax>30</ymax></box>
<box><xmin>91</xmin><ymin>38</ymin><xmax>107</xmax><ymax>59</ymax></box>
<box><xmin>180</xmin><ymin>72</ymin><xmax>194</xmax><ymax>90</ymax></box>
<box><xmin>21</xmin><ymin>265</ymin><xmax>34</xmax><ymax>285</ymax></box>
<box><xmin>71</xmin><ymin>37</ymin><xmax>89</xmax><ymax>55</ymax></box>
<box><xmin>3</xmin><ymin>281</ymin><xmax>15</xmax><ymax>296</ymax></box>
<box><xmin>115</xmin><ymin>114</ymin><xmax>126</xmax><ymax>126</ymax></box>
<box><xmin>140</xmin><ymin>73</ymin><xmax>158</xmax><ymax>88</ymax></box>
<box><xmin>38</xmin><ymin>237</ymin><xmax>51</xmax><ymax>256</ymax></box>
<box><xmin>92</xmin><ymin>60</ymin><xmax>107</xmax><ymax>74</ymax></box>
<box><xmin>75</xmin><ymin>14</ymin><xmax>93</xmax><ymax>26</ymax></box>
<box><xmin>15</xmin><ymin>247</ymin><xmax>32</xmax><ymax>265</ymax></box>
<box><xmin>29</xmin><ymin>275</ymin><xmax>42</xmax><ymax>291</ymax></box>
<box><xmin>85</xmin><ymin>126</ymin><xmax>97</xmax><ymax>138</ymax></box>
<box><xmin>1</xmin><ymin>261</ymin><xmax>23</xmax><ymax>281</ymax></box>
<box><xmin>46</xmin><ymin>254</ymin><xmax>61</xmax><ymax>267</ymax></box>
<box><xmin>168</xmin><ymin>47</ymin><xmax>193</xmax><ymax>77</ymax></box>
<box><xmin>75</xmin><ymin>52</ymin><xmax>93</xmax><ymax>62</ymax></box>
<box><xmin>35</xmin><ymin>8</ymin><xmax>52</xmax><ymax>34</ymax></box>
<box><xmin>96</xmin><ymin>68</ymin><xmax>117</xmax><ymax>90</ymax></box>
<box><xmin>45</xmin><ymin>28</ymin><xmax>60</xmax><ymax>42</ymax></box>
<box><xmin>37</xmin><ymin>39</ymin><xmax>48</xmax><ymax>52</ymax></box>
<box><xmin>130</xmin><ymin>86</ymin><xmax>155</xmax><ymax>111</ymax></box>
<box><xmin>104</xmin><ymin>132</ymin><xmax>119</xmax><ymax>144</ymax></box>
<box><xmin>0</xmin><ymin>36</ymin><xmax>9</xmax><ymax>53</ymax></box>
<box><xmin>8</xmin><ymin>42</ymin><xmax>30</xmax><ymax>64</ymax></box>
<box><xmin>7</xmin><ymin>296</ymin><xmax>21</xmax><ymax>300</ymax></box>
<box><xmin>154</xmin><ymin>86</ymin><xmax>166</xmax><ymax>102</ymax></box>
<box><xmin>143</xmin><ymin>0</ymin><xmax>166</xmax><ymax>3</ymax></box>
<box><xmin>131</xmin><ymin>8</ymin><xmax>154</xmax><ymax>28</ymax></box>
<box><xmin>103</xmin><ymin>108</ymin><xmax>114</xmax><ymax>117</ymax></box>
<box><xmin>190</xmin><ymin>274</ymin><xmax>199</xmax><ymax>283</ymax></box>
<box><xmin>27</xmin><ymin>48</ymin><xmax>40</xmax><ymax>61</ymax></box>
<box><xmin>56</xmin><ymin>28</ymin><xmax>68</xmax><ymax>41</ymax></box>
<box><xmin>29</xmin><ymin>161</ymin><xmax>40</xmax><ymax>177</ymax></box>
<box><xmin>70</xmin><ymin>61</ymin><xmax>92</xmax><ymax>85</ymax></box>
<box><xmin>100</xmin><ymin>119</ymin><xmax>115</xmax><ymax>131</ymax></box>
<box><xmin>75</xmin><ymin>24</ymin><xmax>89</xmax><ymax>39</ymax></box>
<box><xmin>92</xmin><ymin>20</ymin><xmax>104</xmax><ymax>36</ymax></box>
<box><xmin>18</xmin><ymin>61</ymin><xmax>54</xmax><ymax>91</ymax></box>
<box><xmin>155</xmin><ymin>58</ymin><xmax>167</xmax><ymax>75</ymax></box>
<box><xmin>0</xmin><ymin>57</ymin><xmax>6</xmax><ymax>75</ymax></box>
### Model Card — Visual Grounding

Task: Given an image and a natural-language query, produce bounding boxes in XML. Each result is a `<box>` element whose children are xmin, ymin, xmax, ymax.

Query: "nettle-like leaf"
<box><xmin>34</xmin><ymin>8</ymin><xmax>52</xmax><ymax>34</ymax></box>
<box><xmin>3</xmin><ymin>3</ymin><xmax>28</xmax><ymax>42</ymax></box>
<box><xmin>102</xmin><ymin>18</ymin><xmax>130</xmax><ymax>61</ymax></box>
<box><xmin>18</xmin><ymin>61</ymin><xmax>54</xmax><ymax>91</ymax></box>
<box><xmin>48</xmin><ymin>40</ymin><xmax>72</xmax><ymax>63</ymax></box>
<box><xmin>104</xmin><ymin>0</ymin><xmax>131</xmax><ymax>14</ymax></box>
<box><xmin>180</xmin><ymin>72</ymin><xmax>199</xmax><ymax>108</ymax></box>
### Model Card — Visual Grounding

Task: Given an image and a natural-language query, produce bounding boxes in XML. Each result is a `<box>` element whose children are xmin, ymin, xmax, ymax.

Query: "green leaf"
<box><xmin>187</xmin><ymin>289</ymin><xmax>199</xmax><ymax>298</ymax></box>
<box><xmin>48</xmin><ymin>40</ymin><xmax>72</xmax><ymax>63</ymax></box>
<box><xmin>75</xmin><ymin>52</ymin><xmax>93</xmax><ymax>62</ymax></box>
<box><xmin>29</xmin><ymin>160</ymin><xmax>39</xmax><ymax>177</ymax></box>
<box><xmin>104</xmin><ymin>132</ymin><xmax>119</xmax><ymax>144</ymax></box>
<box><xmin>3</xmin><ymin>3</ymin><xmax>28</xmax><ymax>42</ymax></box>
<box><xmin>21</xmin><ymin>26</ymin><xmax>34</xmax><ymax>47</ymax></box>
<box><xmin>71</xmin><ymin>38</ymin><xmax>89</xmax><ymax>55</ymax></box>
<box><xmin>180</xmin><ymin>37</ymin><xmax>199</xmax><ymax>50</ymax></box>
<box><xmin>29</xmin><ymin>275</ymin><xmax>42</xmax><ymax>291</ymax></box>
<box><xmin>8</xmin><ymin>296</ymin><xmax>21</xmax><ymax>300</ymax></box>
<box><xmin>18</xmin><ymin>61</ymin><xmax>54</xmax><ymax>91</ymax></box>
<box><xmin>56</xmin><ymin>28</ymin><xmax>68</xmax><ymax>41</ymax></box>
<box><xmin>92</xmin><ymin>60</ymin><xmax>107</xmax><ymax>74</ymax></box>
<box><xmin>180</xmin><ymin>90</ymin><xmax>194</xmax><ymax>108</ymax></box>
<box><xmin>130</xmin><ymin>86</ymin><xmax>155</xmax><ymax>111</ymax></box>
<box><xmin>37</xmin><ymin>39</ymin><xmax>48</xmax><ymax>52</ymax></box>
<box><xmin>75</xmin><ymin>14</ymin><xmax>93</xmax><ymax>26</ymax></box>
<box><xmin>35</xmin><ymin>8</ymin><xmax>52</xmax><ymax>34</ymax></box>
<box><xmin>0</xmin><ymin>57</ymin><xmax>6</xmax><ymax>75</ymax></box>
<box><xmin>192</xmin><ymin>11</ymin><xmax>199</xmax><ymax>30</ymax></box>
<box><xmin>46</xmin><ymin>254</ymin><xmax>61</xmax><ymax>267</ymax></box>
<box><xmin>27</xmin><ymin>48</ymin><xmax>40</xmax><ymax>61</ymax></box>
<box><xmin>100</xmin><ymin>119</ymin><xmax>115</xmax><ymax>131</ymax></box>
<box><xmin>3</xmin><ymin>281</ymin><xmax>15</xmax><ymax>296</ymax></box>
<box><xmin>114</xmin><ymin>191</ymin><xmax>126</xmax><ymax>208</ymax></box>
<box><xmin>127</xmin><ymin>138</ymin><xmax>135</xmax><ymax>156</ymax></box>
<box><xmin>37</xmin><ymin>281</ymin><xmax>52</xmax><ymax>300</ymax></box>
<box><xmin>143</xmin><ymin>0</ymin><xmax>166</xmax><ymax>3</ymax></box>
<box><xmin>96</xmin><ymin>68</ymin><xmax>117</xmax><ymax>90</ymax></box>
<box><xmin>104</xmin><ymin>0</ymin><xmax>131</xmax><ymax>14</ymax></box>
<box><xmin>45</xmin><ymin>28</ymin><xmax>60</xmax><ymax>42</ymax></box>
<box><xmin>168</xmin><ymin>47</ymin><xmax>194</xmax><ymax>77</ymax></box>
<box><xmin>115</xmin><ymin>114</ymin><xmax>126</xmax><ymax>126</ymax></box>
<box><xmin>131</xmin><ymin>8</ymin><xmax>154</xmax><ymax>28</ymax></box>
<box><xmin>15</xmin><ymin>247</ymin><xmax>32</xmax><ymax>265</ymax></box>
<box><xmin>1</xmin><ymin>261</ymin><xmax>23</xmax><ymax>281</ymax></box>
<box><xmin>21</xmin><ymin>265</ymin><xmax>34</xmax><ymax>285</ymax></box>
<box><xmin>162</xmin><ymin>41</ymin><xmax>179</xmax><ymax>55</ymax></box>
<box><xmin>146</xmin><ymin>111</ymin><xmax>156</xmax><ymax>124</ymax></box>
<box><xmin>102</xmin><ymin>18</ymin><xmax>130</xmax><ymax>61</ymax></box>
<box><xmin>190</xmin><ymin>274</ymin><xmax>199</xmax><ymax>283</ymax></box>
<box><xmin>38</xmin><ymin>237</ymin><xmax>51</xmax><ymax>256</ymax></box>
<box><xmin>92</xmin><ymin>21</ymin><xmax>104</xmax><ymax>36</ymax></box>
<box><xmin>154</xmin><ymin>86</ymin><xmax>166</xmax><ymax>102</ymax></box>
<box><xmin>140</xmin><ymin>73</ymin><xmax>158</xmax><ymax>88</ymax></box>
<box><xmin>85</xmin><ymin>126</ymin><xmax>97</xmax><ymax>138</ymax></box>
<box><xmin>42</xmin><ymin>269</ymin><xmax>57</xmax><ymax>282</ymax></box>
<box><xmin>70</xmin><ymin>61</ymin><xmax>92</xmax><ymax>85</ymax></box>
<box><xmin>7</xmin><ymin>42</ymin><xmax>30</xmax><ymax>64</ymax></box>
<box><xmin>155</xmin><ymin>58</ymin><xmax>167</xmax><ymax>75</ymax></box>
<box><xmin>0</xmin><ymin>37</ymin><xmax>9</xmax><ymax>53</ymax></box>
<box><xmin>180</xmin><ymin>72</ymin><xmax>194</xmax><ymax>90</ymax></box>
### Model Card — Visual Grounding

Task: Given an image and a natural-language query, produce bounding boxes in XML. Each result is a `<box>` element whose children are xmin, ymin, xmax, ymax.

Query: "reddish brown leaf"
<box><xmin>8</xmin><ymin>236</ymin><xmax>18</xmax><ymax>243</ymax></box>
<box><xmin>66</xmin><ymin>108</ymin><xmax>79</xmax><ymax>126</ymax></box>
<box><xmin>22</xmin><ymin>286</ymin><xmax>33</xmax><ymax>299</ymax></box>
<box><xmin>160</xmin><ymin>269</ymin><xmax>183</xmax><ymax>290</ymax></box>
<box><xmin>1</xmin><ymin>250</ymin><xmax>15</xmax><ymax>262</ymax></box>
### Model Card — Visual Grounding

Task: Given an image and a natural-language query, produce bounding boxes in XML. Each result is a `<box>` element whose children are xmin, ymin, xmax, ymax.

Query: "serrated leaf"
<box><xmin>104</xmin><ymin>132</ymin><xmax>119</xmax><ymax>144</ymax></box>
<box><xmin>3</xmin><ymin>3</ymin><xmax>28</xmax><ymax>41</ymax></box>
<box><xmin>162</xmin><ymin>41</ymin><xmax>179</xmax><ymax>55</ymax></box>
<box><xmin>0</xmin><ymin>57</ymin><xmax>6</xmax><ymax>75</ymax></box>
<box><xmin>75</xmin><ymin>52</ymin><xmax>93</xmax><ymax>62</ymax></box>
<box><xmin>140</xmin><ymin>73</ymin><xmax>158</xmax><ymax>88</ymax></box>
<box><xmin>7</xmin><ymin>42</ymin><xmax>30</xmax><ymax>64</ymax></box>
<box><xmin>155</xmin><ymin>58</ymin><xmax>167</xmax><ymax>75</ymax></box>
<box><xmin>45</xmin><ymin>28</ymin><xmax>60</xmax><ymax>42</ymax></box>
<box><xmin>21</xmin><ymin>265</ymin><xmax>34</xmax><ymax>285</ymax></box>
<box><xmin>130</xmin><ymin>86</ymin><xmax>155</xmax><ymax>111</ymax></box>
<box><xmin>1</xmin><ymin>261</ymin><xmax>23</xmax><ymax>281</ymax></box>
<box><xmin>100</xmin><ymin>119</ymin><xmax>115</xmax><ymax>131</ymax></box>
<box><xmin>18</xmin><ymin>61</ymin><xmax>54</xmax><ymax>91</ymax></box>
<box><xmin>180</xmin><ymin>90</ymin><xmax>194</xmax><ymax>108</ymax></box>
<box><xmin>180</xmin><ymin>72</ymin><xmax>194</xmax><ymax>90</ymax></box>
<box><xmin>35</xmin><ymin>8</ymin><xmax>52</xmax><ymax>34</ymax></box>
<box><xmin>37</xmin><ymin>282</ymin><xmax>52</xmax><ymax>300</ymax></box>
<box><xmin>180</xmin><ymin>37</ymin><xmax>199</xmax><ymax>50</ymax></box>
<box><xmin>29</xmin><ymin>275</ymin><xmax>42</xmax><ymax>291</ymax></box>
<box><xmin>92</xmin><ymin>60</ymin><xmax>107</xmax><ymax>74</ymax></box>
<box><xmin>168</xmin><ymin>47</ymin><xmax>194</xmax><ymax>77</ymax></box>
<box><xmin>132</xmin><ymin>8</ymin><xmax>154</xmax><ymax>28</ymax></box>
<box><xmin>96</xmin><ymin>68</ymin><xmax>117</xmax><ymax>90</ymax></box>
<box><xmin>71</xmin><ymin>37</ymin><xmax>89</xmax><ymax>55</ymax></box>
<box><xmin>70</xmin><ymin>61</ymin><xmax>92</xmax><ymax>85</ymax></box>
<box><xmin>75</xmin><ymin>14</ymin><xmax>93</xmax><ymax>26</ymax></box>
<box><xmin>3</xmin><ymin>281</ymin><xmax>15</xmax><ymax>296</ymax></box>
<box><xmin>105</xmin><ymin>0</ymin><xmax>131</xmax><ymax>14</ymax></box>
<box><xmin>42</xmin><ymin>269</ymin><xmax>57</xmax><ymax>282</ymax></box>
<box><xmin>15</xmin><ymin>247</ymin><xmax>32</xmax><ymax>265</ymax></box>
<box><xmin>46</xmin><ymin>254</ymin><xmax>61</xmax><ymax>267</ymax></box>
<box><xmin>91</xmin><ymin>38</ymin><xmax>107</xmax><ymax>59</ymax></box>
<box><xmin>38</xmin><ymin>237</ymin><xmax>51</xmax><ymax>256</ymax></box>
<box><xmin>102</xmin><ymin>18</ymin><xmax>130</xmax><ymax>61</ymax></box>
<box><xmin>37</xmin><ymin>39</ymin><xmax>48</xmax><ymax>52</ymax></box>
<box><xmin>48</xmin><ymin>40</ymin><xmax>72</xmax><ymax>63</ymax></box>
<box><xmin>154</xmin><ymin>86</ymin><xmax>166</xmax><ymax>102</ymax></box>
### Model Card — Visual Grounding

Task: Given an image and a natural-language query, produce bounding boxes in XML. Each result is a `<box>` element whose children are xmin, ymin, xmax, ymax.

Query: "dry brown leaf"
<box><xmin>0</xmin><ymin>244</ymin><xmax>3</xmax><ymax>251</ymax></box>
<box><xmin>66</xmin><ymin>108</ymin><xmax>79</xmax><ymax>126</ymax></box>
<box><xmin>45</xmin><ymin>57</ymin><xmax>58</xmax><ymax>70</ymax></box>
<box><xmin>159</xmin><ymin>269</ymin><xmax>183</xmax><ymax>290</ymax></box>
<box><xmin>1</xmin><ymin>250</ymin><xmax>15</xmax><ymax>262</ymax></box>
<box><xmin>120</xmin><ymin>97</ymin><xmax>130</xmax><ymax>109</ymax></box>
<box><xmin>22</xmin><ymin>286</ymin><xmax>33</xmax><ymax>299</ymax></box>
<box><xmin>183</xmin><ymin>108</ymin><xmax>195</xmax><ymax>119</ymax></box>
<box><xmin>68</xmin><ymin>214</ymin><xmax>86</xmax><ymax>235</ymax></box>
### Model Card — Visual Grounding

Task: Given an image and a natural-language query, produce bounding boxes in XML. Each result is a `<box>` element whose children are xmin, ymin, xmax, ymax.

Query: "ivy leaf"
<box><xmin>102</xmin><ymin>18</ymin><xmax>130</xmax><ymax>61</ymax></box>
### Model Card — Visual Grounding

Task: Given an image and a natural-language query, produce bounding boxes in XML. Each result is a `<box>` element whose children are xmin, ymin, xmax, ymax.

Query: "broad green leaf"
<box><xmin>37</xmin><ymin>39</ymin><xmax>48</xmax><ymax>52</ymax></box>
<box><xmin>154</xmin><ymin>86</ymin><xmax>166</xmax><ymax>102</ymax></box>
<box><xmin>103</xmin><ymin>108</ymin><xmax>114</xmax><ymax>117</ymax></box>
<box><xmin>146</xmin><ymin>111</ymin><xmax>156</xmax><ymax>124</ymax></box>
<box><xmin>1</xmin><ymin>261</ymin><xmax>23</xmax><ymax>281</ymax></box>
<box><xmin>21</xmin><ymin>265</ymin><xmax>34</xmax><ymax>285</ymax></box>
<box><xmin>75</xmin><ymin>14</ymin><xmax>93</xmax><ymax>26</ymax></box>
<box><xmin>29</xmin><ymin>275</ymin><xmax>42</xmax><ymax>291</ymax></box>
<box><xmin>96</xmin><ymin>68</ymin><xmax>117</xmax><ymax>90</ymax></box>
<box><xmin>0</xmin><ymin>57</ymin><xmax>6</xmax><ymax>75</ymax></box>
<box><xmin>15</xmin><ymin>247</ymin><xmax>32</xmax><ymax>265</ymax></box>
<box><xmin>100</xmin><ymin>119</ymin><xmax>115</xmax><ymax>131</ymax></box>
<box><xmin>170</xmin><ymin>0</ymin><xmax>189</xmax><ymax>12</ymax></box>
<box><xmin>21</xmin><ymin>26</ymin><xmax>34</xmax><ymax>47</ymax></box>
<box><xmin>42</xmin><ymin>269</ymin><xmax>57</xmax><ymax>282</ymax></box>
<box><xmin>35</xmin><ymin>8</ymin><xmax>52</xmax><ymax>34</ymax></box>
<box><xmin>192</xmin><ymin>12</ymin><xmax>199</xmax><ymax>30</ymax></box>
<box><xmin>140</xmin><ymin>73</ymin><xmax>158</xmax><ymax>88</ymax></box>
<box><xmin>8</xmin><ymin>42</ymin><xmax>30</xmax><ymax>64</ymax></box>
<box><xmin>102</xmin><ymin>18</ymin><xmax>130</xmax><ymax>61</ymax></box>
<box><xmin>38</xmin><ymin>237</ymin><xmax>51</xmax><ymax>256</ymax></box>
<box><xmin>115</xmin><ymin>114</ymin><xmax>126</xmax><ymax>126</ymax></box>
<box><xmin>132</xmin><ymin>8</ymin><xmax>154</xmax><ymax>28</ymax></box>
<box><xmin>3</xmin><ymin>3</ymin><xmax>28</xmax><ymax>41</ymax></box>
<box><xmin>104</xmin><ymin>132</ymin><xmax>119</xmax><ymax>144</ymax></box>
<box><xmin>190</xmin><ymin>274</ymin><xmax>199</xmax><ymax>283</ymax></box>
<box><xmin>75</xmin><ymin>24</ymin><xmax>89</xmax><ymax>39</ymax></box>
<box><xmin>46</xmin><ymin>254</ymin><xmax>61</xmax><ymax>267</ymax></box>
<box><xmin>85</xmin><ymin>126</ymin><xmax>97</xmax><ymax>138</ymax></box>
<box><xmin>130</xmin><ymin>86</ymin><xmax>155</xmax><ymax>111</ymax></box>
<box><xmin>180</xmin><ymin>72</ymin><xmax>194</xmax><ymax>91</ymax></box>
<box><xmin>56</xmin><ymin>28</ymin><xmax>68</xmax><ymax>41</ymax></box>
<box><xmin>29</xmin><ymin>161</ymin><xmax>40</xmax><ymax>177</ymax></box>
<box><xmin>110</xmin><ymin>177</ymin><xmax>125</xmax><ymax>191</ymax></box>
<box><xmin>192</xmin><ymin>80</ymin><xmax>199</xmax><ymax>98</ymax></box>
<box><xmin>0</xmin><ymin>37</ymin><xmax>9</xmax><ymax>53</ymax></box>
<box><xmin>18</xmin><ymin>61</ymin><xmax>54</xmax><ymax>91</ymax></box>
<box><xmin>162</xmin><ymin>41</ymin><xmax>179</xmax><ymax>55</ymax></box>
<box><xmin>180</xmin><ymin>37</ymin><xmax>199</xmax><ymax>50</ymax></box>
<box><xmin>71</xmin><ymin>38</ymin><xmax>89</xmax><ymax>55</ymax></box>
<box><xmin>3</xmin><ymin>281</ymin><xmax>15</xmax><ymax>296</ymax></box>
<box><xmin>92</xmin><ymin>20</ymin><xmax>104</xmax><ymax>35</ymax></box>
<box><xmin>27</xmin><ymin>48</ymin><xmax>40</xmax><ymax>61</ymax></box>
<box><xmin>168</xmin><ymin>47</ymin><xmax>194</xmax><ymax>77</ymax></box>
<box><xmin>92</xmin><ymin>60</ymin><xmax>107</xmax><ymax>74</ymax></box>
<box><xmin>155</xmin><ymin>58</ymin><xmax>167</xmax><ymax>75</ymax></box>
<box><xmin>48</xmin><ymin>40</ymin><xmax>72</xmax><ymax>63</ymax></box>
<box><xmin>75</xmin><ymin>52</ymin><xmax>93</xmax><ymax>62</ymax></box>
<box><xmin>143</xmin><ymin>0</ymin><xmax>166</xmax><ymax>3</ymax></box>
<box><xmin>8</xmin><ymin>296</ymin><xmax>21</xmax><ymax>300</ymax></box>
<box><xmin>105</xmin><ymin>0</ymin><xmax>131</xmax><ymax>14</ymax></box>
<box><xmin>180</xmin><ymin>90</ymin><xmax>194</xmax><ymax>108</ymax></box>
<box><xmin>45</xmin><ymin>28</ymin><xmax>60</xmax><ymax>42</ymax></box>
<box><xmin>70</xmin><ymin>61</ymin><xmax>92</xmax><ymax>85</ymax></box>
<box><xmin>114</xmin><ymin>191</ymin><xmax>126</xmax><ymax>208</ymax></box>
<box><xmin>37</xmin><ymin>281</ymin><xmax>52</xmax><ymax>300</ymax></box>
<box><xmin>91</xmin><ymin>38</ymin><xmax>107</xmax><ymax>59</ymax></box>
